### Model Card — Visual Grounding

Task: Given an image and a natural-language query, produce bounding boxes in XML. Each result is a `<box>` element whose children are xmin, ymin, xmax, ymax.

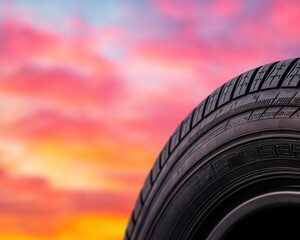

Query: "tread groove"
<box><xmin>229</xmin><ymin>74</ymin><xmax>241</xmax><ymax>101</ymax></box>
<box><xmin>257</xmin><ymin>61</ymin><xmax>279</xmax><ymax>91</ymax></box>
<box><xmin>188</xmin><ymin>108</ymin><xmax>196</xmax><ymax>131</ymax></box>
<box><xmin>201</xmin><ymin>97</ymin><xmax>208</xmax><ymax>120</ymax></box>
<box><xmin>245</xmin><ymin>66</ymin><xmax>260</xmax><ymax>95</ymax></box>
<box><xmin>215</xmin><ymin>84</ymin><xmax>225</xmax><ymax>109</ymax></box>
<box><xmin>278</xmin><ymin>58</ymin><xmax>300</xmax><ymax>87</ymax></box>
<box><xmin>160</xmin><ymin>141</ymin><xmax>170</xmax><ymax>167</ymax></box>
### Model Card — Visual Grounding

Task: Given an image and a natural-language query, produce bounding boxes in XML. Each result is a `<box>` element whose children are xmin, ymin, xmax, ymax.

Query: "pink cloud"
<box><xmin>269</xmin><ymin>0</ymin><xmax>300</xmax><ymax>42</ymax></box>
<box><xmin>5</xmin><ymin>108</ymin><xmax>106</xmax><ymax>142</ymax></box>
<box><xmin>0</xmin><ymin>66</ymin><xmax>125</xmax><ymax>107</ymax></box>
<box><xmin>211</xmin><ymin>0</ymin><xmax>241</xmax><ymax>16</ymax></box>
<box><xmin>0</xmin><ymin>167</ymin><xmax>134</xmax><ymax>235</ymax></box>
<box><xmin>0</xmin><ymin>20</ymin><xmax>57</xmax><ymax>63</ymax></box>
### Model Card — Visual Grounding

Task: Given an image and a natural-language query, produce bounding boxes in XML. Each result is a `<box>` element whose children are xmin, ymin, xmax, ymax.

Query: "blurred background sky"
<box><xmin>0</xmin><ymin>0</ymin><xmax>300</xmax><ymax>239</ymax></box>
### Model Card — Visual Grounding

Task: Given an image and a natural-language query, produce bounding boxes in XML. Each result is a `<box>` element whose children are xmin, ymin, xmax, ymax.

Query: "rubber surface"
<box><xmin>125</xmin><ymin>57</ymin><xmax>300</xmax><ymax>240</ymax></box>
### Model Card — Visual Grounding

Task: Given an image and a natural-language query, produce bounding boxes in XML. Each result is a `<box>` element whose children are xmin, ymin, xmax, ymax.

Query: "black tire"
<box><xmin>125</xmin><ymin>57</ymin><xmax>300</xmax><ymax>240</ymax></box>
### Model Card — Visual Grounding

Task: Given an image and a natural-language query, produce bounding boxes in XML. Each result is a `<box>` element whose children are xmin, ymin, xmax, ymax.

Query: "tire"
<box><xmin>125</xmin><ymin>57</ymin><xmax>300</xmax><ymax>240</ymax></box>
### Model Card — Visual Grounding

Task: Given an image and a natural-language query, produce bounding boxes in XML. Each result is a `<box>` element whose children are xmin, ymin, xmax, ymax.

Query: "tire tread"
<box><xmin>126</xmin><ymin>57</ymin><xmax>300</xmax><ymax>239</ymax></box>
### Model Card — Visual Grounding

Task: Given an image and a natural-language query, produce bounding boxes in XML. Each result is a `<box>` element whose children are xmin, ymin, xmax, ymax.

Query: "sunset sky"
<box><xmin>0</xmin><ymin>0</ymin><xmax>300</xmax><ymax>239</ymax></box>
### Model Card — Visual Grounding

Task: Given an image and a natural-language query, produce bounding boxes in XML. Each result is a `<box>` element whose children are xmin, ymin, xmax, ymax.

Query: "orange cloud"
<box><xmin>0</xmin><ymin>168</ymin><xmax>132</xmax><ymax>238</ymax></box>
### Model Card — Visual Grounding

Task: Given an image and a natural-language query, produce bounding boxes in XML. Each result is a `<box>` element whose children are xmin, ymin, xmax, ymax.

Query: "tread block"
<box><xmin>133</xmin><ymin>193</ymin><xmax>143</xmax><ymax>221</ymax></box>
<box><xmin>262</xmin><ymin>59</ymin><xmax>294</xmax><ymax>89</ymax></box>
<box><xmin>170</xmin><ymin>124</ymin><xmax>181</xmax><ymax>152</ymax></box>
<box><xmin>160</xmin><ymin>141</ymin><xmax>170</xmax><ymax>167</ymax></box>
<box><xmin>204</xmin><ymin>86</ymin><xmax>223</xmax><ymax>116</ymax></box>
<box><xmin>180</xmin><ymin>112</ymin><xmax>193</xmax><ymax>139</ymax></box>
<box><xmin>218</xmin><ymin>76</ymin><xmax>239</xmax><ymax>107</ymax></box>
<box><xmin>192</xmin><ymin>100</ymin><xmax>206</xmax><ymax>127</ymax></box>
<box><xmin>249</xmin><ymin>63</ymin><xmax>276</xmax><ymax>92</ymax></box>
<box><xmin>151</xmin><ymin>157</ymin><xmax>160</xmax><ymax>181</ymax></box>
<box><xmin>204</xmin><ymin>110</ymin><xmax>217</xmax><ymax>126</ymax></box>
<box><xmin>233</xmin><ymin>69</ymin><xmax>256</xmax><ymax>99</ymax></box>
<box><xmin>282</xmin><ymin>59</ymin><xmax>300</xmax><ymax>87</ymax></box>
<box><xmin>141</xmin><ymin>174</ymin><xmax>152</xmax><ymax>202</ymax></box>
